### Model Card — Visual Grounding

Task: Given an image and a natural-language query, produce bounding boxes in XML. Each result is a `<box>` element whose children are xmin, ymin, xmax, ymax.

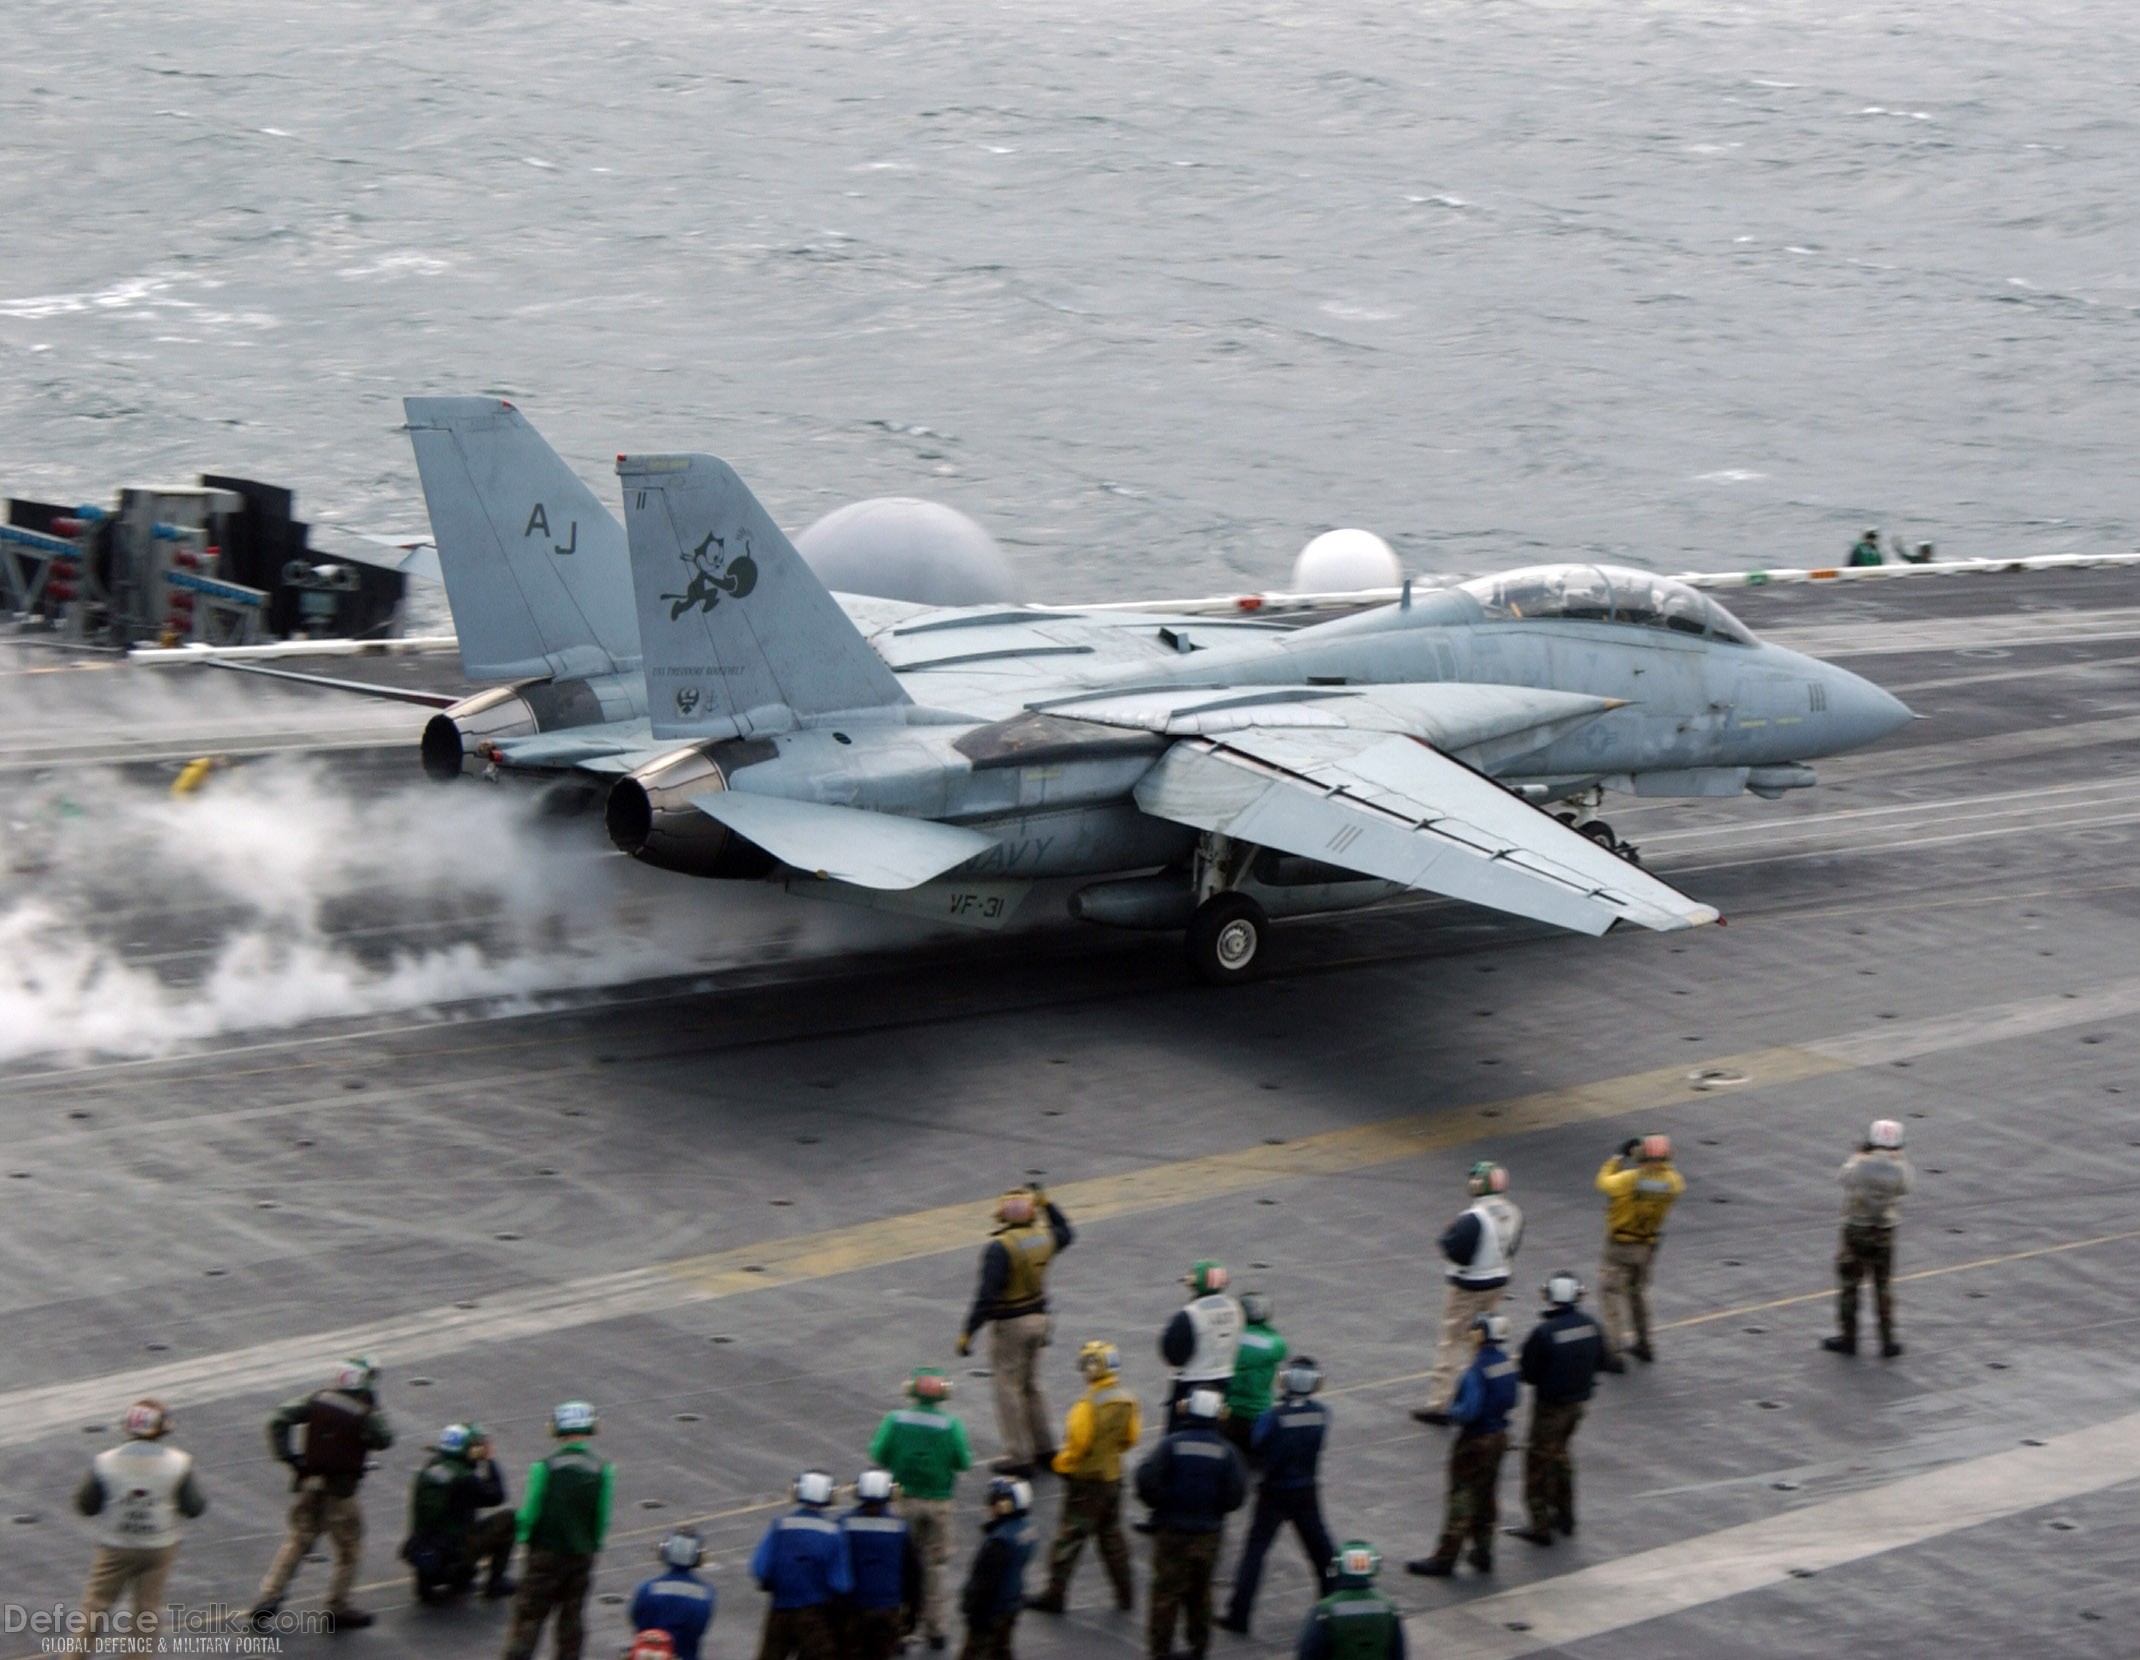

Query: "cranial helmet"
<box><xmin>1472</xmin><ymin>1311</ymin><xmax>1511</xmax><ymax>1344</ymax></box>
<box><xmin>552</xmin><ymin>1400</ymin><xmax>598</xmax><ymax>1436</ymax></box>
<box><xmin>1467</xmin><ymin>1161</ymin><xmax>1508</xmax><ymax>1197</ymax></box>
<box><xmin>1281</xmin><ymin>1356</ymin><xmax>1323</xmax><ymax>1397</ymax></box>
<box><xmin>995</xmin><ymin>1189</ymin><xmax>1036</xmax><ymax>1226</ymax></box>
<box><xmin>856</xmin><ymin>1468</ymin><xmax>894</xmax><ymax>1504</ymax></box>
<box><xmin>907</xmin><ymin>1367</ymin><xmax>953</xmax><ymax>1403</ymax></box>
<box><xmin>1640</xmin><ymin>1134</ymin><xmax>1672</xmax><ymax>1161</ymax></box>
<box><xmin>436</xmin><ymin>1423</ymin><xmax>473</xmax><ymax>1457</ymax></box>
<box><xmin>986</xmin><ymin>1475</ymin><xmax>1032</xmax><ymax>1514</ymax></box>
<box><xmin>1184</xmin><ymin>1388</ymin><xmax>1225</xmax><ymax>1422</ymax></box>
<box><xmin>1543</xmin><ymin>1270</ymin><xmax>1584</xmax><ymax>1308</ymax></box>
<box><xmin>1185</xmin><ymin>1261</ymin><xmax>1229</xmax><ymax>1296</ymax></box>
<box><xmin>123</xmin><ymin>1400</ymin><xmax>170</xmax><ymax>1441</ymax></box>
<box><xmin>1333</xmin><ymin>1540</ymin><xmax>1383</xmax><ymax>1584</ymax></box>
<box><xmin>1240</xmin><ymin>1291</ymin><xmax>1274</xmax><ymax>1327</ymax></box>
<box><xmin>794</xmin><ymin>1469</ymin><xmax>835</xmax><ymax>1507</ymax></box>
<box><xmin>1868</xmin><ymin>1119</ymin><xmax>1904</xmax><ymax>1150</ymax></box>
<box><xmin>335</xmin><ymin>1354</ymin><xmax>380</xmax><ymax>1392</ymax></box>
<box><xmin>627</xmin><ymin>1633</ymin><xmax>677</xmax><ymax>1660</ymax></box>
<box><xmin>659</xmin><ymin>1527</ymin><xmax>704</xmax><ymax>1569</ymax></box>
<box><xmin>1079</xmin><ymin>1340</ymin><xmax>1122</xmax><ymax>1380</ymax></box>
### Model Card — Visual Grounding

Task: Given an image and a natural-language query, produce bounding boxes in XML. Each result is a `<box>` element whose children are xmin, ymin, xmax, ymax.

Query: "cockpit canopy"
<box><xmin>1457</xmin><ymin>564</ymin><xmax>1757</xmax><ymax>644</ymax></box>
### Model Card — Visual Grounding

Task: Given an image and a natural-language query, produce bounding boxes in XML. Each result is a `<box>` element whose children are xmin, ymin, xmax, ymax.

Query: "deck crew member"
<box><xmin>1135</xmin><ymin>1387</ymin><xmax>1247</xmax><ymax>1659</ymax></box>
<box><xmin>1219</xmin><ymin>1356</ymin><xmax>1334</xmax><ymax>1636</ymax></box>
<box><xmin>1507</xmin><ymin>1273</ymin><xmax>1603</xmax><ymax>1545</ymax></box>
<box><xmin>67</xmin><ymin>1399</ymin><xmax>206</xmax><ymax>1656</ymax></box>
<box><xmin>959</xmin><ymin>1477</ymin><xmax>1036</xmax><ymax>1660</ymax></box>
<box><xmin>403</xmin><ymin>1421</ymin><xmax>516</xmax><ymax>1602</ymax></box>
<box><xmin>1160</xmin><ymin>1261</ymin><xmax>1243</xmax><ymax>1429</ymax></box>
<box><xmin>839</xmin><ymin>1469</ymin><xmax>918</xmax><ymax>1660</ymax></box>
<box><xmin>1415</xmin><ymin>1165</ymin><xmax>1523</xmax><ymax>1424</ymax></box>
<box><xmin>1595</xmin><ymin>1135</ymin><xmax>1686</xmax><ymax>1365</ymax></box>
<box><xmin>869</xmin><ymin>1367</ymin><xmax>973</xmax><ymax>1650</ymax></box>
<box><xmin>1224</xmin><ymin>1291</ymin><xmax>1289</xmax><ymax>1454</ymax></box>
<box><xmin>251</xmin><ymin>1356</ymin><xmax>394</xmax><ymax>1632</ymax></box>
<box><xmin>957</xmin><ymin>1184</ymin><xmax>1075</xmax><ymax>1477</ymax></box>
<box><xmin>749</xmin><ymin>1470</ymin><xmax>853</xmax><ymax>1660</ymax></box>
<box><xmin>1295</xmin><ymin>1542</ymin><xmax>1405</xmax><ymax>1660</ymax></box>
<box><xmin>1825</xmin><ymin>1119</ymin><xmax>1914</xmax><ymax>1358</ymax></box>
<box><xmin>629</xmin><ymin>1530</ymin><xmax>714</xmax><ymax>1660</ymax></box>
<box><xmin>503</xmin><ymin>1400</ymin><xmax>613</xmax><ymax>1660</ymax></box>
<box><xmin>1027</xmin><ymin>1340</ymin><xmax>1139</xmax><ymax>1615</ymax></box>
<box><xmin>1406</xmin><ymin>1314</ymin><xmax>1519</xmax><ymax>1577</ymax></box>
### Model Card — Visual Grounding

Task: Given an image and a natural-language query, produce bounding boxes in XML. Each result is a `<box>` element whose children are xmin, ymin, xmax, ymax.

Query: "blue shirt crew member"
<box><xmin>1406</xmin><ymin>1316</ymin><xmax>1519</xmax><ymax>1579</ymax></box>
<box><xmin>840</xmin><ymin>1469</ymin><xmax>919</xmax><ymax>1660</ymax></box>
<box><xmin>629</xmin><ymin>1529</ymin><xmax>714</xmax><ymax>1660</ymax></box>
<box><xmin>959</xmin><ymin>1477</ymin><xmax>1036</xmax><ymax>1660</ymax></box>
<box><xmin>750</xmin><ymin>1471</ymin><xmax>853</xmax><ymax>1660</ymax></box>
<box><xmin>1509</xmin><ymin>1272</ymin><xmax>1604</xmax><ymax>1546</ymax></box>
<box><xmin>1220</xmin><ymin>1357</ymin><xmax>1336</xmax><ymax>1636</ymax></box>
<box><xmin>1135</xmin><ymin>1388</ymin><xmax>1248</xmax><ymax>1660</ymax></box>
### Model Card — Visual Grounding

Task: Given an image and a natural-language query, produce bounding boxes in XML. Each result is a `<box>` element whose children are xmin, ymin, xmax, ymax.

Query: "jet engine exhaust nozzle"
<box><xmin>606</xmin><ymin>748</ymin><xmax>777</xmax><ymax>879</ymax></box>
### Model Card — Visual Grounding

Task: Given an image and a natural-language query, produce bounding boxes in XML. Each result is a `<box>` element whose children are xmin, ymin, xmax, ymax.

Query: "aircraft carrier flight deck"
<box><xmin>2</xmin><ymin>565</ymin><xmax>2138</xmax><ymax>1657</ymax></box>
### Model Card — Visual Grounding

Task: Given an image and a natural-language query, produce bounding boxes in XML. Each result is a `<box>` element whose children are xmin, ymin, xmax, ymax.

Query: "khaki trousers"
<box><xmin>989</xmin><ymin>1312</ymin><xmax>1053</xmax><ymax>1466</ymax></box>
<box><xmin>257</xmin><ymin>1485</ymin><xmax>364</xmax><ymax>1610</ymax></box>
<box><xmin>1598</xmin><ymin>1238</ymin><xmax>1657</xmax><ymax>1356</ymax></box>
<box><xmin>66</xmin><ymin>1543</ymin><xmax>177</xmax><ymax>1655</ymax></box>
<box><xmin>900</xmin><ymin>1494</ymin><xmax>954</xmax><ymax>1640</ymax></box>
<box><xmin>1421</xmin><ymin>1283</ymin><xmax>1505</xmax><ymax>1412</ymax></box>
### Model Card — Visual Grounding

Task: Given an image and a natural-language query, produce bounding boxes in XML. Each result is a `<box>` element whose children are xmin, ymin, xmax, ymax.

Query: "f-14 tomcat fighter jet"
<box><xmin>396</xmin><ymin>399</ymin><xmax>1908</xmax><ymax>981</ymax></box>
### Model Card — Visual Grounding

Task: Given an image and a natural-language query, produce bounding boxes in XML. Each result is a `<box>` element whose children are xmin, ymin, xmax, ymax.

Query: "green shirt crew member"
<box><xmin>1847</xmin><ymin>528</ymin><xmax>1885</xmax><ymax>567</ymax></box>
<box><xmin>1296</xmin><ymin>1542</ymin><xmax>1405</xmax><ymax>1660</ymax></box>
<box><xmin>869</xmin><ymin>1368</ymin><xmax>973</xmax><ymax>1648</ymax></box>
<box><xmin>1225</xmin><ymin>1292</ymin><xmax>1289</xmax><ymax>1454</ymax></box>
<box><xmin>503</xmin><ymin>1401</ymin><xmax>613</xmax><ymax>1660</ymax></box>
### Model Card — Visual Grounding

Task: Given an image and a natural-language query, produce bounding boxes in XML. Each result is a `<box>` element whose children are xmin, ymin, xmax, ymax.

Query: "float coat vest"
<box><xmin>1061</xmin><ymin>1381</ymin><xmax>1139</xmax><ymax>1483</ymax></box>
<box><xmin>996</xmin><ymin>1221</ymin><xmax>1055</xmax><ymax>1313</ymax></box>
<box><xmin>525</xmin><ymin>1444</ymin><xmax>610</xmax><ymax>1556</ymax></box>
<box><xmin>841</xmin><ymin>1507</ymin><xmax>912</xmax><ymax>1610</ymax></box>
<box><xmin>299</xmin><ymin>1392</ymin><xmax>374</xmax><ymax>1479</ymax></box>
<box><xmin>1310</xmin><ymin>1585</ymin><xmax>1403</xmax><ymax>1659</ymax></box>
<box><xmin>1446</xmin><ymin>1198</ymin><xmax>1522</xmax><ymax>1288</ymax></box>
<box><xmin>90</xmin><ymin>1443</ymin><xmax>193</xmax><ymax>1550</ymax></box>
<box><xmin>1175</xmin><ymin>1295</ymin><xmax>1242</xmax><ymax>1383</ymax></box>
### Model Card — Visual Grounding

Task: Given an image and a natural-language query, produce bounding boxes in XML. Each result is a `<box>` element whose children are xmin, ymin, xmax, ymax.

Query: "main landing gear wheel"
<box><xmin>1578</xmin><ymin>819</ymin><xmax>1642</xmax><ymax>865</ymax></box>
<box><xmin>1186</xmin><ymin>893</ymin><xmax>1269</xmax><ymax>986</ymax></box>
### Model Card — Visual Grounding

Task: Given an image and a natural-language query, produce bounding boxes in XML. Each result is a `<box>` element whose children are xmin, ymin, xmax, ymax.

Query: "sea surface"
<box><xmin>3</xmin><ymin>0</ymin><xmax>2135</xmax><ymax>605</ymax></box>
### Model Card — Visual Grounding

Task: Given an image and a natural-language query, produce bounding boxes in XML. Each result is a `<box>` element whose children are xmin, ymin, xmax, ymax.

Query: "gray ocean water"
<box><xmin>3</xmin><ymin>0</ymin><xmax>2134</xmax><ymax>605</ymax></box>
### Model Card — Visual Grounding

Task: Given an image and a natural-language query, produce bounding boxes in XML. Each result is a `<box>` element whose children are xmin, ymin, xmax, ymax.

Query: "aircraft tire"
<box><xmin>1187</xmin><ymin>893</ymin><xmax>1269</xmax><ymax>986</ymax></box>
<box><xmin>1579</xmin><ymin>820</ymin><xmax>1617</xmax><ymax>847</ymax></box>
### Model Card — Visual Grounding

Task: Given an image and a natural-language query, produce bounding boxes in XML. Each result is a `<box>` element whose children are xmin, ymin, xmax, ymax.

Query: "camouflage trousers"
<box><xmin>1045</xmin><ymin>1477</ymin><xmax>1133</xmax><ymax>1606</ymax></box>
<box><xmin>958</xmin><ymin>1610</ymin><xmax>1017</xmax><ymax>1660</ymax></box>
<box><xmin>1598</xmin><ymin>1238</ymin><xmax>1657</xmax><ymax>1357</ymax></box>
<box><xmin>1523</xmin><ymin>1400</ymin><xmax>1585</xmax><ymax>1533</ymax></box>
<box><xmin>1837</xmin><ymin>1223</ymin><xmax>1897</xmax><ymax>1344</ymax></box>
<box><xmin>755</xmin><ymin>1606</ymin><xmax>836</xmax><ymax>1660</ymax></box>
<box><xmin>1147</xmin><ymin>1529</ymin><xmax>1222</xmax><ymax>1658</ymax></box>
<box><xmin>503</xmin><ymin>1548</ymin><xmax>592</xmax><ymax>1660</ymax></box>
<box><xmin>1427</xmin><ymin>1431</ymin><xmax>1506</xmax><ymax>1566</ymax></box>
<box><xmin>841</xmin><ymin>1606</ymin><xmax>906</xmax><ymax>1660</ymax></box>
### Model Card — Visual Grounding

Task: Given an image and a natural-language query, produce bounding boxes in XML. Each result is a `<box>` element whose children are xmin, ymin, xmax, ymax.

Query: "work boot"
<box><xmin>1404</xmin><ymin>1556</ymin><xmax>1455</xmax><ymax>1578</ymax></box>
<box><xmin>1881</xmin><ymin>1339</ymin><xmax>1905</xmax><ymax>1359</ymax></box>
<box><xmin>1503</xmin><ymin>1526</ymin><xmax>1556</xmax><ymax>1546</ymax></box>
<box><xmin>1026</xmin><ymin>1590</ymin><xmax>1066</xmax><ymax>1614</ymax></box>
<box><xmin>247</xmin><ymin>1603</ymin><xmax>281</xmax><ymax>1634</ymax></box>
<box><xmin>324</xmin><ymin>1608</ymin><xmax>375</xmax><ymax>1633</ymax></box>
<box><xmin>1630</xmin><ymin>1340</ymin><xmax>1654</xmax><ymax>1364</ymax></box>
<box><xmin>1466</xmin><ymin>1546</ymin><xmax>1493</xmax><ymax>1573</ymax></box>
<box><xmin>1598</xmin><ymin>1355</ymin><xmax>1627</xmax><ymax>1375</ymax></box>
<box><xmin>1410</xmin><ymin>1408</ymin><xmax>1451</xmax><ymax>1426</ymax></box>
<box><xmin>1558</xmin><ymin>1514</ymin><xmax>1577</xmax><ymax>1537</ymax></box>
<box><xmin>1821</xmin><ymin>1335</ymin><xmax>1857</xmax><ymax>1356</ymax></box>
<box><xmin>1215</xmin><ymin>1613</ymin><xmax>1250</xmax><ymax>1634</ymax></box>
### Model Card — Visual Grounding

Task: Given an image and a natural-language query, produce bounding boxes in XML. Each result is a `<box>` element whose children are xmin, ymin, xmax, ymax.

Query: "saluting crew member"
<box><xmin>252</xmin><ymin>1355</ymin><xmax>394</xmax><ymax>1632</ymax></box>
<box><xmin>1415</xmin><ymin>1164</ymin><xmax>1523</xmax><ymax>1424</ymax></box>
<box><xmin>1595</xmin><ymin>1134</ymin><xmax>1685</xmax><ymax>1365</ymax></box>
<box><xmin>869</xmin><ymin>1367</ymin><xmax>973</xmax><ymax>1650</ymax></box>
<box><xmin>957</xmin><ymin>1184</ymin><xmax>1076</xmax><ymax>1477</ymax></box>
<box><xmin>1219</xmin><ymin>1356</ymin><xmax>1335</xmax><ymax>1637</ymax></box>
<box><xmin>1160</xmin><ymin>1261</ymin><xmax>1244</xmax><ymax>1429</ymax></box>
<box><xmin>1825</xmin><ymin>1119</ymin><xmax>1914</xmax><ymax>1358</ymax></box>
<box><xmin>1507</xmin><ymin>1272</ymin><xmax>1603</xmax><ymax>1545</ymax></box>
<box><xmin>67</xmin><ymin>1399</ymin><xmax>206</xmax><ymax>1656</ymax></box>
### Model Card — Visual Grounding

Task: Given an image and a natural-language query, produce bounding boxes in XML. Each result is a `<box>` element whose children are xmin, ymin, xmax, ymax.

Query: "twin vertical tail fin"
<box><xmin>404</xmin><ymin>398</ymin><xmax>640</xmax><ymax>681</ymax></box>
<box><xmin>618</xmin><ymin>453</ymin><xmax>910</xmax><ymax>740</ymax></box>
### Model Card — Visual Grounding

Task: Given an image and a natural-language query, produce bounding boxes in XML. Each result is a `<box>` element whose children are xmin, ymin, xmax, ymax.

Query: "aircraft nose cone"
<box><xmin>1831</xmin><ymin>669</ymin><xmax>1914</xmax><ymax>749</ymax></box>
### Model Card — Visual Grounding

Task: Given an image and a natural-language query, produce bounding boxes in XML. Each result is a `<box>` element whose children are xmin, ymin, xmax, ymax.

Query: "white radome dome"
<box><xmin>796</xmin><ymin>498</ymin><xmax>1020</xmax><ymax>607</ymax></box>
<box><xmin>1291</xmin><ymin>528</ymin><xmax>1402</xmax><ymax>594</ymax></box>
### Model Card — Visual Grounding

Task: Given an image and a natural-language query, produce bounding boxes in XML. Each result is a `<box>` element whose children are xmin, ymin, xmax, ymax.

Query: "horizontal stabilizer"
<box><xmin>690</xmin><ymin>792</ymin><xmax>997</xmax><ymax>890</ymax></box>
<box><xmin>1136</xmin><ymin>735</ymin><xmax>1718</xmax><ymax>935</ymax></box>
